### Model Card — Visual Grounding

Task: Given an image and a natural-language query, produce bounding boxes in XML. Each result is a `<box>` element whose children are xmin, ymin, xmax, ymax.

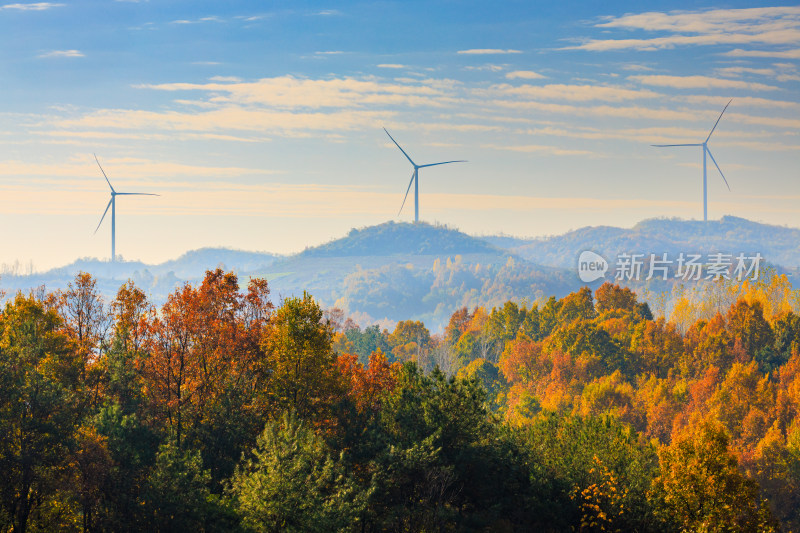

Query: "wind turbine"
<box><xmin>383</xmin><ymin>128</ymin><xmax>466</xmax><ymax>223</ymax></box>
<box><xmin>93</xmin><ymin>154</ymin><xmax>159</xmax><ymax>262</ymax></box>
<box><xmin>652</xmin><ymin>99</ymin><xmax>732</xmax><ymax>222</ymax></box>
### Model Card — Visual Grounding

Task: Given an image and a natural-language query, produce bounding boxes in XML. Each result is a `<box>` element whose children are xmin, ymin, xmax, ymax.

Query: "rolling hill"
<box><xmin>248</xmin><ymin>222</ymin><xmax>574</xmax><ymax>329</ymax></box>
<box><xmin>2</xmin><ymin>217</ymin><xmax>798</xmax><ymax>332</ymax></box>
<box><xmin>484</xmin><ymin>216</ymin><xmax>800</xmax><ymax>271</ymax></box>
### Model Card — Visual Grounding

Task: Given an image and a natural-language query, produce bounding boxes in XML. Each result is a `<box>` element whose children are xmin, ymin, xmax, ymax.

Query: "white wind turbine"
<box><xmin>652</xmin><ymin>99</ymin><xmax>732</xmax><ymax>222</ymax></box>
<box><xmin>93</xmin><ymin>154</ymin><xmax>159</xmax><ymax>262</ymax></box>
<box><xmin>383</xmin><ymin>128</ymin><xmax>466</xmax><ymax>223</ymax></box>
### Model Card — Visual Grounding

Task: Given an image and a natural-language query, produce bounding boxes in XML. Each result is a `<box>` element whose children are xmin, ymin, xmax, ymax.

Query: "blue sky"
<box><xmin>1</xmin><ymin>1</ymin><xmax>798</xmax><ymax>270</ymax></box>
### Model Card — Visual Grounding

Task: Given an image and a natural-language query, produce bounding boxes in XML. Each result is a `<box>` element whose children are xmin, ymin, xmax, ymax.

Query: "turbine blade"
<box><xmin>705</xmin><ymin>99</ymin><xmax>732</xmax><ymax>143</ymax></box>
<box><xmin>94</xmin><ymin>199</ymin><xmax>112</xmax><ymax>234</ymax></box>
<box><xmin>418</xmin><ymin>160</ymin><xmax>467</xmax><ymax>168</ymax></box>
<box><xmin>115</xmin><ymin>192</ymin><xmax>160</xmax><ymax>196</ymax></box>
<box><xmin>651</xmin><ymin>144</ymin><xmax>703</xmax><ymax>147</ymax></box>
<box><xmin>398</xmin><ymin>170</ymin><xmax>415</xmax><ymax>216</ymax></box>
<box><xmin>94</xmin><ymin>154</ymin><xmax>115</xmax><ymax>193</ymax></box>
<box><xmin>706</xmin><ymin>148</ymin><xmax>731</xmax><ymax>191</ymax></box>
<box><xmin>383</xmin><ymin>128</ymin><xmax>417</xmax><ymax>167</ymax></box>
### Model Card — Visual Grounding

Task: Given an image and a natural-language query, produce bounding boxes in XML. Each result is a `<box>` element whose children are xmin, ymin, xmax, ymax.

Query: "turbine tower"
<box><xmin>94</xmin><ymin>154</ymin><xmax>159</xmax><ymax>262</ymax></box>
<box><xmin>383</xmin><ymin>128</ymin><xmax>466</xmax><ymax>223</ymax></box>
<box><xmin>652</xmin><ymin>99</ymin><xmax>732</xmax><ymax>222</ymax></box>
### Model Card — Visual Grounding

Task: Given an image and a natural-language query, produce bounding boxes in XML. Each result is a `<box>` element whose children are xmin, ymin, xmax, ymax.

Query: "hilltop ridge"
<box><xmin>299</xmin><ymin>221</ymin><xmax>501</xmax><ymax>258</ymax></box>
<box><xmin>1</xmin><ymin>216</ymin><xmax>798</xmax><ymax>331</ymax></box>
<box><xmin>486</xmin><ymin>216</ymin><xmax>800</xmax><ymax>271</ymax></box>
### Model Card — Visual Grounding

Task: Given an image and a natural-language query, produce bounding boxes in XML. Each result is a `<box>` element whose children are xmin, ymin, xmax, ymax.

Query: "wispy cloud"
<box><xmin>566</xmin><ymin>33</ymin><xmax>800</xmax><ymax>52</ymax></box>
<box><xmin>510</xmin><ymin>123</ymin><xmax>782</xmax><ymax>147</ymax></box>
<box><xmin>596</xmin><ymin>6</ymin><xmax>800</xmax><ymax>32</ymax></box>
<box><xmin>24</xmin><ymin>72</ymin><xmax>800</xmax><ymax>160</ymax></box>
<box><xmin>0</xmin><ymin>156</ymin><xmax>281</xmax><ymax>190</ymax></box>
<box><xmin>565</xmin><ymin>6</ymin><xmax>800</xmax><ymax>52</ymax></box>
<box><xmin>38</xmin><ymin>49</ymin><xmax>84</xmax><ymax>58</ymax></box>
<box><xmin>128</xmin><ymin>21</ymin><xmax>156</xmax><ymax>31</ymax></box>
<box><xmin>457</xmin><ymin>49</ymin><xmax>522</xmax><ymax>55</ymax></box>
<box><xmin>233</xmin><ymin>14</ymin><xmax>268</xmax><ymax>22</ymax></box>
<box><xmin>708</xmin><ymin>140</ymin><xmax>800</xmax><ymax>152</ymax></box>
<box><xmin>171</xmin><ymin>15</ymin><xmax>223</xmax><ymax>24</ymax></box>
<box><xmin>1</xmin><ymin>2</ymin><xmax>63</xmax><ymax>10</ymax></box>
<box><xmin>683</xmin><ymin>94</ymin><xmax>800</xmax><ymax>110</ymax></box>
<box><xmin>725</xmin><ymin>48</ymin><xmax>800</xmax><ymax>58</ymax></box>
<box><xmin>60</xmin><ymin>109</ymin><xmax>383</xmax><ymax>134</ymax></box>
<box><xmin>463</xmin><ymin>64</ymin><xmax>505</xmax><ymax>72</ymax></box>
<box><xmin>486</xmin><ymin>83</ymin><xmax>660</xmax><ymax>102</ymax></box>
<box><xmin>488</xmin><ymin>100</ymin><xmax>732</xmax><ymax>124</ymax></box>
<box><xmin>713</xmin><ymin>65</ymin><xmax>800</xmax><ymax>82</ymax></box>
<box><xmin>715</xmin><ymin>66</ymin><xmax>776</xmax><ymax>77</ymax></box>
<box><xmin>138</xmin><ymin>75</ymin><xmax>457</xmax><ymax>109</ymax></box>
<box><xmin>377</xmin><ymin>64</ymin><xmax>406</xmax><ymax>69</ymax></box>
<box><xmin>726</xmin><ymin>112</ymin><xmax>800</xmax><ymax>130</ymax></box>
<box><xmin>629</xmin><ymin>74</ymin><xmax>778</xmax><ymax>91</ymax></box>
<box><xmin>36</xmin><ymin>130</ymin><xmax>268</xmax><ymax>144</ymax></box>
<box><xmin>505</xmin><ymin>70</ymin><xmax>545</xmax><ymax>80</ymax></box>
<box><xmin>621</xmin><ymin>64</ymin><xmax>655</xmax><ymax>71</ymax></box>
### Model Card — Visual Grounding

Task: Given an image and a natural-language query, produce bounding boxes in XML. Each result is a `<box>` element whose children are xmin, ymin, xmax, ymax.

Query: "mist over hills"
<box><xmin>0</xmin><ymin>248</ymin><xmax>279</xmax><ymax>315</ymax></box>
<box><xmin>493</xmin><ymin>216</ymin><xmax>800</xmax><ymax>271</ymax></box>
<box><xmin>1</xmin><ymin>217</ymin><xmax>797</xmax><ymax>331</ymax></box>
<box><xmin>249</xmin><ymin>222</ymin><xmax>573</xmax><ymax>330</ymax></box>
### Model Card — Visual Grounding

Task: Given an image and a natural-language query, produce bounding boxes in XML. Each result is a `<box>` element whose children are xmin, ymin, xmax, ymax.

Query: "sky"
<box><xmin>0</xmin><ymin>0</ymin><xmax>798</xmax><ymax>271</ymax></box>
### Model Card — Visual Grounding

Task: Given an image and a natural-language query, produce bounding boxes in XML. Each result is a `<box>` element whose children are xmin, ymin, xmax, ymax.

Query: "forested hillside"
<box><xmin>1</xmin><ymin>269</ymin><xmax>799</xmax><ymax>531</ymax></box>
<box><xmin>1</xmin><ymin>222</ymin><xmax>576</xmax><ymax>331</ymax></box>
<box><xmin>249</xmin><ymin>221</ymin><xmax>575</xmax><ymax>329</ymax></box>
<box><xmin>4</xmin><ymin>219</ymin><xmax>800</xmax><ymax>333</ymax></box>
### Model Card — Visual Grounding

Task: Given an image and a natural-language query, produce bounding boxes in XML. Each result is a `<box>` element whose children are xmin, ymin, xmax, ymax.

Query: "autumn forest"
<box><xmin>1</xmin><ymin>269</ymin><xmax>800</xmax><ymax>532</ymax></box>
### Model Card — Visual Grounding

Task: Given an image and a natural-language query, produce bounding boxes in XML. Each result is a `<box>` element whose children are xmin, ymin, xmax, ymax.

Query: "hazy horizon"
<box><xmin>1</xmin><ymin>1</ymin><xmax>798</xmax><ymax>270</ymax></box>
<box><xmin>2</xmin><ymin>214</ymin><xmax>798</xmax><ymax>279</ymax></box>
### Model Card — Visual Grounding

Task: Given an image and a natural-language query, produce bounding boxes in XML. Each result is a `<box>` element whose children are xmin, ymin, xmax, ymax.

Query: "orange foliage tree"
<box><xmin>139</xmin><ymin>269</ymin><xmax>271</xmax><ymax>445</ymax></box>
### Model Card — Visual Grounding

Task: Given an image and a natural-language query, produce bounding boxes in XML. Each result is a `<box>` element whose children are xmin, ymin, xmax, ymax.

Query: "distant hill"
<box><xmin>488</xmin><ymin>216</ymin><xmax>800</xmax><ymax>271</ymax></box>
<box><xmin>0</xmin><ymin>222</ymin><xmax>575</xmax><ymax>331</ymax></box>
<box><xmin>251</xmin><ymin>222</ymin><xmax>573</xmax><ymax>330</ymax></box>
<box><xmin>3</xmin><ymin>216</ymin><xmax>798</xmax><ymax>332</ymax></box>
<box><xmin>154</xmin><ymin>248</ymin><xmax>279</xmax><ymax>279</ymax></box>
<box><xmin>25</xmin><ymin>248</ymin><xmax>278</xmax><ymax>281</ymax></box>
<box><xmin>0</xmin><ymin>248</ymin><xmax>279</xmax><ymax>305</ymax></box>
<box><xmin>299</xmin><ymin>221</ymin><xmax>500</xmax><ymax>257</ymax></box>
<box><xmin>475</xmin><ymin>234</ymin><xmax>535</xmax><ymax>250</ymax></box>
